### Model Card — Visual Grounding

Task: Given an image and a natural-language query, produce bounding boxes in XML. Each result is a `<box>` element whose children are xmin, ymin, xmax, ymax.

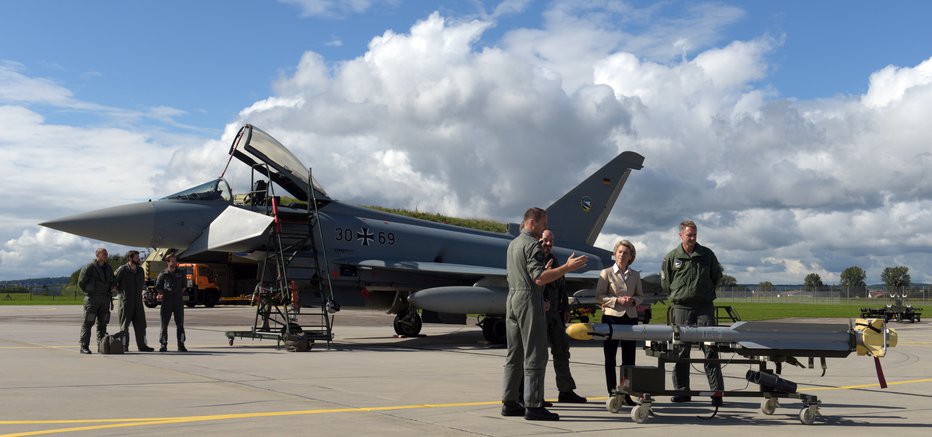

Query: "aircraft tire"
<box><xmin>144</xmin><ymin>300</ymin><xmax>158</xmax><ymax>309</ymax></box>
<box><xmin>393</xmin><ymin>310</ymin><xmax>422</xmax><ymax>337</ymax></box>
<box><xmin>481</xmin><ymin>318</ymin><xmax>506</xmax><ymax>344</ymax></box>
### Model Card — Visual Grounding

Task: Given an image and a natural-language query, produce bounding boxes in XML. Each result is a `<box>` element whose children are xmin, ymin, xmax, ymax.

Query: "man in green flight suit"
<box><xmin>661</xmin><ymin>220</ymin><xmax>725</xmax><ymax>407</ymax></box>
<box><xmin>114</xmin><ymin>250</ymin><xmax>154</xmax><ymax>352</ymax></box>
<box><xmin>540</xmin><ymin>229</ymin><xmax>586</xmax><ymax>404</ymax></box>
<box><xmin>78</xmin><ymin>247</ymin><xmax>114</xmax><ymax>354</ymax></box>
<box><xmin>501</xmin><ymin>208</ymin><xmax>588</xmax><ymax>421</ymax></box>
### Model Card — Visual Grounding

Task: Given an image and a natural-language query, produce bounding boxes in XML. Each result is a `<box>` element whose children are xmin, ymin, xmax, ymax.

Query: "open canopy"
<box><xmin>223</xmin><ymin>124</ymin><xmax>329</xmax><ymax>202</ymax></box>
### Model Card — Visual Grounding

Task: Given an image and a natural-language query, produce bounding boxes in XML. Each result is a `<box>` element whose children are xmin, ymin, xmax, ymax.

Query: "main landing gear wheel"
<box><xmin>630</xmin><ymin>404</ymin><xmax>651</xmax><ymax>423</ymax></box>
<box><xmin>798</xmin><ymin>406</ymin><xmax>818</xmax><ymax>425</ymax></box>
<box><xmin>393</xmin><ymin>310</ymin><xmax>423</xmax><ymax>337</ymax></box>
<box><xmin>606</xmin><ymin>396</ymin><xmax>622</xmax><ymax>413</ymax></box>
<box><xmin>481</xmin><ymin>317</ymin><xmax>506</xmax><ymax>344</ymax></box>
<box><xmin>761</xmin><ymin>398</ymin><xmax>778</xmax><ymax>415</ymax></box>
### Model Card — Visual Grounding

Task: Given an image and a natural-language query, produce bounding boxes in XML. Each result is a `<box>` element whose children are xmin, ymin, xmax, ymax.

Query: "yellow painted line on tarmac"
<box><xmin>4</xmin><ymin>378</ymin><xmax>932</xmax><ymax>436</ymax></box>
<box><xmin>802</xmin><ymin>377</ymin><xmax>932</xmax><ymax>391</ymax></box>
<box><xmin>0</xmin><ymin>401</ymin><xmax>500</xmax><ymax>436</ymax></box>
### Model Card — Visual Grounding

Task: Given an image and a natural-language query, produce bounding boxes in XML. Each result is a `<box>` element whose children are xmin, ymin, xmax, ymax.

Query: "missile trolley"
<box><xmin>565</xmin><ymin>319</ymin><xmax>898</xmax><ymax>425</ymax></box>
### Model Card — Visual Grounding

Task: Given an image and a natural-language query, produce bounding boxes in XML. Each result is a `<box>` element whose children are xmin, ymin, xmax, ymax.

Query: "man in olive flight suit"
<box><xmin>114</xmin><ymin>250</ymin><xmax>154</xmax><ymax>352</ymax></box>
<box><xmin>78</xmin><ymin>247</ymin><xmax>114</xmax><ymax>354</ymax></box>
<box><xmin>661</xmin><ymin>220</ymin><xmax>725</xmax><ymax>407</ymax></box>
<box><xmin>540</xmin><ymin>230</ymin><xmax>586</xmax><ymax>404</ymax></box>
<box><xmin>156</xmin><ymin>254</ymin><xmax>187</xmax><ymax>352</ymax></box>
<box><xmin>501</xmin><ymin>208</ymin><xmax>588</xmax><ymax>421</ymax></box>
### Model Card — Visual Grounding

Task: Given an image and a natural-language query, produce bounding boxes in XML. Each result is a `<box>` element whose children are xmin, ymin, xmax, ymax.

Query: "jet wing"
<box><xmin>353</xmin><ymin>259</ymin><xmax>603</xmax><ymax>282</ymax></box>
<box><xmin>355</xmin><ymin>260</ymin><xmax>505</xmax><ymax>277</ymax></box>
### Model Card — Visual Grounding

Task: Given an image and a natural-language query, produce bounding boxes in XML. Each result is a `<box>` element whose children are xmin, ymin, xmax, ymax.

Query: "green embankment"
<box><xmin>363</xmin><ymin>206</ymin><xmax>507</xmax><ymax>233</ymax></box>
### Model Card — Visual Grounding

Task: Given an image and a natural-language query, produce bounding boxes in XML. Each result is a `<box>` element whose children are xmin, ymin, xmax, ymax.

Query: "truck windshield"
<box><xmin>162</xmin><ymin>178</ymin><xmax>233</xmax><ymax>202</ymax></box>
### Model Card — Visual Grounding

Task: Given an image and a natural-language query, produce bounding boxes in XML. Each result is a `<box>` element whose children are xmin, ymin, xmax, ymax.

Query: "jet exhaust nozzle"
<box><xmin>746</xmin><ymin>370</ymin><xmax>798</xmax><ymax>393</ymax></box>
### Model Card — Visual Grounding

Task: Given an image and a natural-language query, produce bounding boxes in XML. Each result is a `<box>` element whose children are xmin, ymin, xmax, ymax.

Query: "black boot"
<box><xmin>558</xmin><ymin>391</ymin><xmax>587</xmax><ymax>403</ymax></box>
<box><xmin>501</xmin><ymin>402</ymin><xmax>525</xmax><ymax>417</ymax></box>
<box><xmin>524</xmin><ymin>407</ymin><xmax>559</xmax><ymax>421</ymax></box>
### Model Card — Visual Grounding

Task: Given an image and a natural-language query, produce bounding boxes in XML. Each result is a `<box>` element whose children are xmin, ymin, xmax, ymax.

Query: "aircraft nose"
<box><xmin>40</xmin><ymin>202</ymin><xmax>157</xmax><ymax>247</ymax></box>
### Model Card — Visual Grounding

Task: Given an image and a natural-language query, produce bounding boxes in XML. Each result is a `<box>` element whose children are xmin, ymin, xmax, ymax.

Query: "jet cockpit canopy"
<box><xmin>162</xmin><ymin>178</ymin><xmax>233</xmax><ymax>203</ymax></box>
<box><xmin>223</xmin><ymin>124</ymin><xmax>330</xmax><ymax>203</ymax></box>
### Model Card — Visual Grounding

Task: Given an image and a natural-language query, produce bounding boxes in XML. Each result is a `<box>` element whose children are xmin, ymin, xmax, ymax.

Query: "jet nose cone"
<box><xmin>40</xmin><ymin>202</ymin><xmax>156</xmax><ymax>247</ymax></box>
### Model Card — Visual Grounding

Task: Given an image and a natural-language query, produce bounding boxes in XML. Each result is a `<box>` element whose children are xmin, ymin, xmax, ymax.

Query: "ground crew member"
<box><xmin>156</xmin><ymin>254</ymin><xmax>187</xmax><ymax>352</ymax></box>
<box><xmin>540</xmin><ymin>230</ymin><xmax>587</xmax><ymax>404</ymax></box>
<box><xmin>114</xmin><ymin>250</ymin><xmax>154</xmax><ymax>352</ymax></box>
<box><xmin>501</xmin><ymin>208</ymin><xmax>587</xmax><ymax>421</ymax></box>
<box><xmin>661</xmin><ymin>220</ymin><xmax>725</xmax><ymax>406</ymax></box>
<box><xmin>78</xmin><ymin>247</ymin><xmax>114</xmax><ymax>354</ymax></box>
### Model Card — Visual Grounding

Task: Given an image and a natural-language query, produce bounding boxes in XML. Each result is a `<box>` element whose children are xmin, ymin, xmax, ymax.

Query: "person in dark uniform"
<box><xmin>596</xmin><ymin>239</ymin><xmax>643</xmax><ymax>405</ymax></box>
<box><xmin>501</xmin><ymin>208</ymin><xmax>588</xmax><ymax>422</ymax></box>
<box><xmin>540</xmin><ymin>230</ymin><xmax>586</xmax><ymax>404</ymax></box>
<box><xmin>156</xmin><ymin>254</ymin><xmax>187</xmax><ymax>352</ymax></box>
<box><xmin>661</xmin><ymin>220</ymin><xmax>724</xmax><ymax>406</ymax></box>
<box><xmin>114</xmin><ymin>250</ymin><xmax>154</xmax><ymax>352</ymax></box>
<box><xmin>78</xmin><ymin>247</ymin><xmax>114</xmax><ymax>354</ymax></box>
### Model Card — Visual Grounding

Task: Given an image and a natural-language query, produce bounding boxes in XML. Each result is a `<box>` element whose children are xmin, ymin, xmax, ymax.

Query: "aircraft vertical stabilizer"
<box><xmin>546</xmin><ymin>151</ymin><xmax>644</xmax><ymax>246</ymax></box>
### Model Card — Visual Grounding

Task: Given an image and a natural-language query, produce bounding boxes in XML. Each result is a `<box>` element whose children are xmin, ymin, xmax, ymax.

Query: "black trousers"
<box><xmin>602</xmin><ymin>314</ymin><xmax>637</xmax><ymax>394</ymax></box>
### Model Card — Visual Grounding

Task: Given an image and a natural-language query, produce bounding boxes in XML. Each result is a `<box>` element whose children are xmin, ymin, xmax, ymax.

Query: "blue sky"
<box><xmin>2</xmin><ymin>0</ymin><xmax>932</xmax><ymax>285</ymax></box>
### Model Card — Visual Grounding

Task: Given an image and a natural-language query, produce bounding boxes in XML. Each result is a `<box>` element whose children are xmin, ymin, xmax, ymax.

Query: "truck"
<box><xmin>143</xmin><ymin>260</ymin><xmax>223</xmax><ymax>309</ymax></box>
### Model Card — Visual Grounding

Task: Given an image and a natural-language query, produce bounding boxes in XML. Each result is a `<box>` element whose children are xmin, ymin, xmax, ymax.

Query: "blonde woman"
<box><xmin>595</xmin><ymin>240</ymin><xmax>643</xmax><ymax>404</ymax></box>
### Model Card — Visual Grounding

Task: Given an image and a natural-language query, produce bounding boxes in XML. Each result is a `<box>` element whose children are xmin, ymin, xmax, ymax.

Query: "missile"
<box><xmin>566</xmin><ymin>318</ymin><xmax>898</xmax><ymax>358</ymax></box>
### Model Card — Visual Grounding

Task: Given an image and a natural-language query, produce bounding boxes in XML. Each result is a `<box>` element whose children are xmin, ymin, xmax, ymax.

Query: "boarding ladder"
<box><xmin>225</xmin><ymin>166</ymin><xmax>337</xmax><ymax>350</ymax></box>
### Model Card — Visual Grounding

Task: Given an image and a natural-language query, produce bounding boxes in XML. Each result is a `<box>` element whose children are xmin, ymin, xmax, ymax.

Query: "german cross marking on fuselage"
<box><xmin>356</xmin><ymin>227</ymin><xmax>375</xmax><ymax>246</ymax></box>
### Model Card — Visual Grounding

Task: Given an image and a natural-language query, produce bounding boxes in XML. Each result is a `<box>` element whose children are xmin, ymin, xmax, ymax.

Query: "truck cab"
<box><xmin>142</xmin><ymin>251</ymin><xmax>222</xmax><ymax>308</ymax></box>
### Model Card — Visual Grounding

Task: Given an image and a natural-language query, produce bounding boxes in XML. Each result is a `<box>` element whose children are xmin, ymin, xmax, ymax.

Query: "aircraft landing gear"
<box><xmin>393</xmin><ymin>309</ymin><xmax>422</xmax><ymax>337</ymax></box>
<box><xmin>480</xmin><ymin>317</ymin><xmax>506</xmax><ymax>344</ymax></box>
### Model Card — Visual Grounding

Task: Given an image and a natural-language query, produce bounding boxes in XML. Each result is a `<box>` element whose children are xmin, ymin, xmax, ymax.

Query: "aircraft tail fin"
<box><xmin>546</xmin><ymin>151</ymin><xmax>644</xmax><ymax>246</ymax></box>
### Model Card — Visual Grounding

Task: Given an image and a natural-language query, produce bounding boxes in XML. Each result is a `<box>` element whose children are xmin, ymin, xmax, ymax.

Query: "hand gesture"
<box><xmin>564</xmin><ymin>252</ymin><xmax>589</xmax><ymax>272</ymax></box>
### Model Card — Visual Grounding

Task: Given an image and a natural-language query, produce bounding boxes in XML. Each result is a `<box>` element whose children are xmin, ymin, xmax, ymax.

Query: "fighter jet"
<box><xmin>41</xmin><ymin>124</ymin><xmax>646</xmax><ymax>342</ymax></box>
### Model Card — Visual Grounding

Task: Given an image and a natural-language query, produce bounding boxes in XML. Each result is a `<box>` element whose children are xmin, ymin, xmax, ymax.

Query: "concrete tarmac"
<box><xmin>1</xmin><ymin>305</ymin><xmax>930</xmax><ymax>436</ymax></box>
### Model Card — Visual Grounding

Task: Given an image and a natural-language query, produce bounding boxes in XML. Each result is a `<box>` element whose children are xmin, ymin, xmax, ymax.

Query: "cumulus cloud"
<box><xmin>280</xmin><ymin>0</ymin><xmax>385</xmax><ymax>18</ymax></box>
<box><xmin>4</xmin><ymin>2</ymin><xmax>932</xmax><ymax>286</ymax></box>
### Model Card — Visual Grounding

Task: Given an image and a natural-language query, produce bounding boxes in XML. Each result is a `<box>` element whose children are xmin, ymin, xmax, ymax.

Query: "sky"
<box><xmin>2</xmin><ymin>0</ymin><xmax>932</xmax><ymax>285</ymax></box>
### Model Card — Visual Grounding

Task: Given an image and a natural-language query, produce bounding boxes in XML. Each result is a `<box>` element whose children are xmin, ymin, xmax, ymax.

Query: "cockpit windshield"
<box><xmin>162</xmin><ymin>178</ymin><xmax>233</xmax><ymax>202</ymax></box>
<box><xmin>223</xmin><ymin>124</ymin><xmax>329</xmax><ymax>202</ymax></box>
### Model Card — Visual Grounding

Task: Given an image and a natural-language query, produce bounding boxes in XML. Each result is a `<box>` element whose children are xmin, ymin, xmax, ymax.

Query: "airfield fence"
<box><xmin>716</xmin><ymin>285</ymin><xmax>932</xmax><ymax>307</ymax></box>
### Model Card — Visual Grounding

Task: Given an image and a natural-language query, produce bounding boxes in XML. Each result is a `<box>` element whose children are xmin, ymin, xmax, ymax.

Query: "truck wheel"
<box><xmin>204</xmin><ymin>289</ymin><xmax>220</xmax><ymax>308</ymax></box>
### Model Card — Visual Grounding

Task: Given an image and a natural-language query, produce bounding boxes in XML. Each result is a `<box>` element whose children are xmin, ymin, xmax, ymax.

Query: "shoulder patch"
<box><xmin>534</xmin><ymin>251</ymin><xmax>545</xmax><ymax>262</ymax></box>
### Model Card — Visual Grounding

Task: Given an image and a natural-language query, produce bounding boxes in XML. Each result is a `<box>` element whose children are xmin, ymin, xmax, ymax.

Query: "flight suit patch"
<box><xmin>533</xmin><ymin>251</ymin><xmax>545</xmax><ymax>262</ymax></box>
<box><xmin>674</xmin><ymin>259</ymin><xmax>683</xmax><ymax>270</ymax></box>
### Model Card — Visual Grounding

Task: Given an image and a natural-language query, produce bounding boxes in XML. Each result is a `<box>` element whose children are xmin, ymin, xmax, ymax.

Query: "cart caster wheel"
<box><xmin>761</xmin><ymin>398</ymin><xmax>778</xmax><ymax>415</ymax></box>
<box><xmin>631</xmin><ymin>404</ymin><xmax>650</xmax><ymax>423</ymax></box>
<box><xmin>798</xmin><ymin>406</ymin><xmax>818</xmax><ymax>425</ymax></box>
<box><xmin>606</xmin><ymin>396</ymin><xmax>622</xmax><ymax>413</ymax></box>
<box><xmin>228</xmin><ymin>338</ymin><xmax>234</xmax><ymax>346</ymax></box>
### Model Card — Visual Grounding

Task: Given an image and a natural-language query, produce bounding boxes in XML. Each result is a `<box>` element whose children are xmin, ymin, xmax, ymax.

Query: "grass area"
<box><xmin>1</xmin><ymin>293</ymin><xmax>83</xmax><ymax>305</ymax></box>
<box><xmin>643</xmin><ymin>301</ymin><xmax>881</xmax><ymax>325</ymax></box>
<box><xmin>578</xmin><ymin>301</ymin><xmax>886</xmax><ymax>325</ymax></box>
<box><xmin>364</xmin><ymin>205</ymin><xmax>507</xmax><ymax>233</ymax></box>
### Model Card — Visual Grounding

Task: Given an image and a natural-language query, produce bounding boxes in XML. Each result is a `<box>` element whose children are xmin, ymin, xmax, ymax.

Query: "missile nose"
<box><xmin>40</xmin><ymin>202</ymin><xmax>157</xmax><ymax>247</ymax></box>
<box><xmin>565</xmin><ymin>323</ymin><xmax>593</xmax><ymax>341</ymax></box>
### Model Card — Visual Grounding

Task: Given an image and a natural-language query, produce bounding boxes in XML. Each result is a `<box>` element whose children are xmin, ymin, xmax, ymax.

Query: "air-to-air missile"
<box><xmin>568</xmin><ymin>319</ymin><xmax>898</xmax><ymax>424</ymax></box>
<box><xmin>566</xmin><ymin>318</ymin><xmax>897</xmax><ymax>359</ymax></box>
